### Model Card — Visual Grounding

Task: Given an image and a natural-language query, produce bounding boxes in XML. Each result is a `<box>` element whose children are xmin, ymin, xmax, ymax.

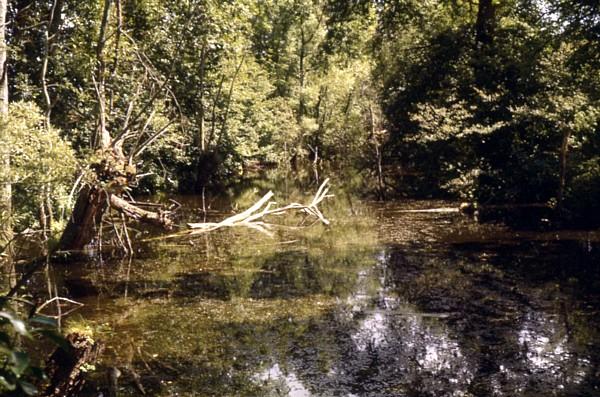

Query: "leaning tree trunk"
<box><xmin>58</xmin><ymin>185</ymin><xmax>108</xmax><ymax>251</ymax></box>
<box><xmin>58</xmin><ymin>150</ymin><xmax>174</xmax><ymax>251</ymax></box>
<box><xmin>43</xmin><ymin>333</ymin><xmax>104</xmax><ymax>397</ymax></box>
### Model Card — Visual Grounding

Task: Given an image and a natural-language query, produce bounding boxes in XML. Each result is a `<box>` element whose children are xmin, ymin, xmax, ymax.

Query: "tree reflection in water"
<box><xmin>53</xmin><ymin>198</ymin><xmax>600</xmax><ymax>397</ymax></box>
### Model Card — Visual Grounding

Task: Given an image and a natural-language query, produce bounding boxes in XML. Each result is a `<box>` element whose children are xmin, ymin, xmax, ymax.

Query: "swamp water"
<box><xmin>49</xmin><ymin>186</ymin><xmax>600</xmax><ymax>396</ymax></box>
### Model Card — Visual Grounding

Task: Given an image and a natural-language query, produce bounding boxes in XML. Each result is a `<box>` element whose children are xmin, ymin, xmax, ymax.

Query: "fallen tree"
<box><xmin>183</xmin><ymin>178</ymin><xmax>333</xmax><ymax>236</ymax></box>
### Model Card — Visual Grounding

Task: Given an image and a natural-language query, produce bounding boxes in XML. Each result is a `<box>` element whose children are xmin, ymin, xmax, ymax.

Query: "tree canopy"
<box><xmin>0</xmin><ymin>0</ymin><xmax>598</xmax><ymax>247</ymax></box>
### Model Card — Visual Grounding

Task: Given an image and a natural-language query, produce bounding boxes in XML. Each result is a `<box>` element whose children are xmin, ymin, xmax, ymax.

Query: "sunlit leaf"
<box><xmin>0</xmin><ymin>374</ymin><xmax>17</xmax><ymax>391</ymax></box>
<box><xmin>0</xmin><ymin>311</ymin><xmax>29</xmax><ymax>336</ymax></box>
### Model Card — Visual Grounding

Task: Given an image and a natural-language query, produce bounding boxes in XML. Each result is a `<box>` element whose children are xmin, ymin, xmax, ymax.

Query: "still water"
<box><xmin>52</xmin><ymin>184</ymin><xmax>600</xmax><ymax>396</ymax></box>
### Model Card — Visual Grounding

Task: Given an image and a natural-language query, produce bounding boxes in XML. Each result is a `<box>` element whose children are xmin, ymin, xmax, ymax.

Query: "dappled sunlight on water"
<box><xmin>46</xmin><ymin>189</ymin><xmax>600</xmax><ymax>396</ymax></box>
<box><xmin>255</xmin><ymin>363</ymin><xmax>311</xmax><ymax>397</ymax></box>
<box><xmin>516</xmin><ymin>310</ymin><xmax>592</xmax><ymax>390</ymax></box>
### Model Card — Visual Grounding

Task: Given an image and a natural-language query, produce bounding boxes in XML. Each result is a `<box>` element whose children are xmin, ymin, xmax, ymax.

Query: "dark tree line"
<box><xmin>373</xmin><ymin>0</ymin><xmax>599</xmax><ymax>226</ymax></box>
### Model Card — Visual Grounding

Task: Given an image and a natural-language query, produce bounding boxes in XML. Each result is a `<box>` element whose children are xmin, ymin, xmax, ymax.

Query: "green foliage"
<box><xmin>375</xmin><ymin>0</ymin><xmax>600</xmax><ymax>223</ymax></box>
<box><xmin>565</xmin><ymin>158</ymin><xmax>600</xmax><ymax>226</ymax></box>
<box><xmin>0</xmin><ymin>299</ymin><xmax>68</xmax><ymax>397</ymax></box>
<box><xmin>4</xmin><ymin>0</ymin><xmax>600</xmax><ymax>224</ymax></box>
<box><xmin>5</xmin><ymin>0</ymin><xmax>382</xmax><ymax>197</ymax></box>
<box><xmin>0</xmin><ymin>102</ymin><xmax>77</xmax><ymax>233</ymax></box>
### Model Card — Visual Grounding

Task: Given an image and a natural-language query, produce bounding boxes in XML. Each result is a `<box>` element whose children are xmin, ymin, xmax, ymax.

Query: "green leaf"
<box><xmin>18</xmin><ymin>380</ymin><xmax>38</xmax><ymax>396</ymax></box>
<box><xmin>29</xmin><ymin>315</ymin><xmax>58</xmax><ymax>328</ymax></box>
<box><xmin>10</xmin><ymin>351</ymin><xmax>30</xmax><ymax>376</ymax></box>
<box><xmin>0</xmin><ymin>311</ymin><xmax>29</xmax><ymax>336</ymax></box>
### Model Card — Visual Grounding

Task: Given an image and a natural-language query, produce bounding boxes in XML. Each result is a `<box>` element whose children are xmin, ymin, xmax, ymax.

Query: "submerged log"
<box><xmin>43</xmin><ymin>333</ymin><xmax>104</xmax><ymax>397</ymax></box>
<box><xmin>398</xmin><ymin>207</ymin><xmax>460</xmax><ymax>214</ymax></box>
<box><xmin>396</xmin><ymin>202</ymin><xmax>552</xmax><ymax>215</ymax></box>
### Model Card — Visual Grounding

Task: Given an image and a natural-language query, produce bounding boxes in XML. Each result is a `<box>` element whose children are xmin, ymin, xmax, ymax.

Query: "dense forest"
<box><xmin>0</xmin><ymin>0</ymin><xmax>599</xmax><ymax>395</ymax></box>
<box><xmin>1</xmin><ymin>0</ymin><xmax>599</xmax><ymax>243</ymax></box>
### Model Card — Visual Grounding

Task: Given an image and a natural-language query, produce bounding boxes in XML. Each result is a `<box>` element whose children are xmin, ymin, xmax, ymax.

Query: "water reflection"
<box><xmin>384</xmin><ymin>205</ymin><xmax>600</xmax><ymax>396</ymax></box>
<box><xmin>255</xmin><ymin>364</ymin><xmax>311</xmax><ymax>397</ymax></box>
<box><xmin>516</xmin><ymin>310</ymin><xmax>591</xmax><ymax>391</ymax></box>
<box><xmin>50</xmin><ymin>196</ymin><xmax>600</xmax><ymax>397</ymax></box>
<box><xmin>290</xmin><ymin>249</ymin><xmax>477</xmax><ymax>396</ymax></box>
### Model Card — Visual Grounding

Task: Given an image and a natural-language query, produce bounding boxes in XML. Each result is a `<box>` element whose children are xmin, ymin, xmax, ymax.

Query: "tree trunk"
<box><xmin>369</xmin><ymin>104</ymin><xmax>385</xmax><ymax>200</ymax></box>
<box><xmin>558</xmin><ymin>128</ymin><xmax>571</xmax><ymax>209</ymax></box>
<box><xmin>0</xmin><ymin>0</ymin><xmax>12</xmax><ymax>254</ymax></box>
<box><xmin>43</xmin><ymin>333</ymin><xmax>104</xmax><ymax>397</ymax></box>
<box><xmin>298</xmin><ymin>25</ymin><xmax>306</xmax><ymax>120</ymax></box>
<box><xmin>58</xmin><ymin>185</ymin><xmax>109</xmax><ymax>251</ymax></box>
<box><xmin>198</xmin><ymin>42</ymin><xmax>206</xmax><ymax>152</ymax></box>
<box><xmin>41</xmin><ymin>0</ymin><xmax>63</xmax><ymax>128</ymax></box>
<box><xmin>475</xmin><ymin>0</ymin><xmax>496</xmax><ymax>46</ymax></box>
<box><xmin>219</xmin><ymin>53</ymin><xmax>245</xmax><ymax>146</ymax></box>
<box><xmin>95</xmin><ymin>0</ymin><xmax>113</xmax><ymax>149</ymax></box>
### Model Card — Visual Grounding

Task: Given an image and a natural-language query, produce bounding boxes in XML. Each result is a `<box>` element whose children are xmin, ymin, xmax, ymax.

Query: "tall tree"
<box><xmin>0</xmin><ymin>0</ymin><xmax>11</xmax><ymax>254</ymax></box>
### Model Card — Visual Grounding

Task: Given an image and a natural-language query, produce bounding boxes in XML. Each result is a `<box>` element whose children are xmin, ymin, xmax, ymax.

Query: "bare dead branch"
<box><xmin>110</xmin><ymin>194</ymin><xmax>173</xmax><ymax>230</ymax></box>
<box><xmin>131</xmin><ymin>119</ymin><xmax>176</xmax><ymax>159</ymax></box>
<box><xmin>36</xmin><ymin>296</ymin><xmax>84</xmax><ymax>319</ymax></box>
<box><xmin>185</xmin><ymin>179</ymin><xmax>333</xmax><ymax>236</ymax></box>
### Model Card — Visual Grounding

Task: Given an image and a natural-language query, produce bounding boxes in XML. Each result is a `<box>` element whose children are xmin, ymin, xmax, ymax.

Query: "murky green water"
<box><xmin>48</xmin><ymin>184</ymin><xmax>600</xmax><ymax>396</ymax></box>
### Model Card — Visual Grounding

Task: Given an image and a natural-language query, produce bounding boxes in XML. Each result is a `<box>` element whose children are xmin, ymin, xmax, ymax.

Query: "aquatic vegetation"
<box><xmin>51</xmin><ymin>197</ymin><xmax>600</xmax><ymax>396</ymax></box>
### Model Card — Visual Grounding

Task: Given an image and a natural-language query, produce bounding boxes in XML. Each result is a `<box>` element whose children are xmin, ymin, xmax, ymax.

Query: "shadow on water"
<box><xmin>46</xmin><ymin>186</ymin><xmax>600</xmax><ymax>397</ymax></box>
